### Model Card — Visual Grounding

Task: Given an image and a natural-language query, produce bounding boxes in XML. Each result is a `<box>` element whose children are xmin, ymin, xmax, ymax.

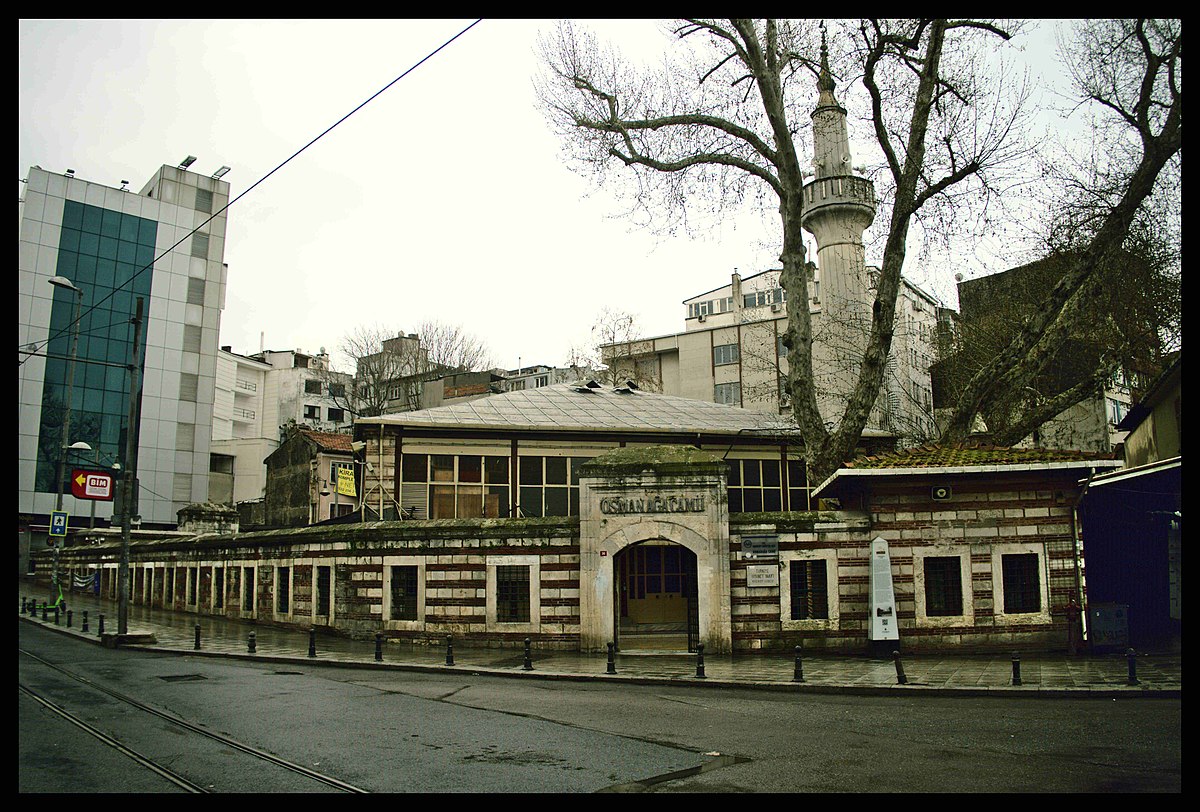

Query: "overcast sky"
<box><xmin>19</xmin><ymin>19</ymin><xmax>1072</xmax><ymax>374</ymax></box>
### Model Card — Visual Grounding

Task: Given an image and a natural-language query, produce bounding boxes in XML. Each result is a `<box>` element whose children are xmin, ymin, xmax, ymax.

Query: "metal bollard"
<box><xmin>194</xmin><ymin>623</ymin><xmax>201</xmax><ymax>650</ymax></box>
<box><xmin>82</xmin><ymin>611</ymin><xmax>89</xmax><ymax>633</ymax></box>
<box><xmin>606</xmin><ymin>641</ymin><xmax>617</xmax><ymax>674</ymax></box>
<box><xmin>793</xmin><ymin>645</ymin><xmax>805</xmax><ymax>683</ymax></box>
<box><xmin>375</xmin><ymin>632</ymin><xmax>383</xmax><ymax>662</ymax></box>
<box><xmin>248</xmin><ymin>631</ymin><xmax>257</xmax><ymax>654</ymax></box>
<box><xmin>98</xmin><ymin>613</ymin><xmax>105</xmax><ymax>636</ymax></box>
<box><xmin>523</xmin><ymin>637</ymin><xmax>534</xmax><ymax>671</ymax></box>
<box><xmin>445</xmin><ymin>635</ymin><xmax>455</xmax><ymax>666</ymax></box>
<box><xmin>67</xmin><ymin>609</ymin><xmax>73</xmax><ymax>628</ymax></box>
<box><xmin>695</xmin><ymin>643</ymin><xmax>706</xmax><ymax>679</ymax></box>
<box><xmin>1126</xmin><ymin>648</ymin><xmax>1139</xmax><ymax>685</ymax></box>
<box><xmin>892</xmin><ymin>650</ymin><xmax>908</xmax><ymax>685</ymax></box>
<box><xmin>21</xmin><ymin>597</ymin><xmax>27</xmax><ymax>614</ymax></box>
<box><xmin>31</xmin><ymin>600</ymin><xmax>38</xmax><ymax>617</ymax></box>
<box><xmin>42</xmin><ymin>603</ymin><xmax>48</xmax><ymax>621</ymax></box>
<box><xmin>54</xmin><ymin>605</ymin><xmax>60</xmax><ymax>625</ymax></box>
<box><xmin>308</xmin><ymin>627</ymin><xmax>317</xmax><ymax>658</ymax></box>
<box><xmin>1011</xmin><ymin>652</ymin><xmax>1022</xmax><ymax>686</ymax></box>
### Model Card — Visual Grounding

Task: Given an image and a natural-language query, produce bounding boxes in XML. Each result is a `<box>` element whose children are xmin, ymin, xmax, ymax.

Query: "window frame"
<box><xmin>382</xmin><ymin>556</ymin><xmax>425</xmax><ymax>629</ymax></box>
<box><xmin>779</xmin><ymin>549</ymin><xmax>839</xmax><ymax>631</ymax></box>
<box><xmin>486</xmin><ymin>554</ymin><xmax>540</xmax><ymax>632</ymax></box>
<box><xmin>912</xmin><ymin>547</ymin><xmax>974</xmax><ymax>627</ymax></box>
<box><xmin>274</xmin><ymin>564</ymin><xmax>293</xmax><ymax>619</ymax></box>
<box><xmin>990</xmin><ymin>543</ymin><xmax>1050</xmax><ymax>625</ymax></box>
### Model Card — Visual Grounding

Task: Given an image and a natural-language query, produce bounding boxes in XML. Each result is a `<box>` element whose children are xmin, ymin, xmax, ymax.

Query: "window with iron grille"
<box><xmin>390</xmin><ymin>565</ymin><xmax>418</xmax><ymax>620</ymax></box>
<box><xmin>214</xmin><ymin>567</ymin><xmax>225</xmax><ymax>609</ymax></box>
<box><xmin>165</xmin><ymin>567</ymin><xmax>175</xmax><ymax>604</ymax></box>
<box><xmin>790</xmin><ymin>560</ymin><xmax>829</xmax><ymax>620</ymax></box>
<box><xmin>1002</xmin><ymin>553</ymin><xmax>1041</xmax><ymax>614</ymax></box>
<box><xmin>923</xmin><ymin>556</ymin><xmax>963</xmax><ymax>616</ymax></box>
<box><xmin>315</xmin><ymin>566</ymin><xmax>331</xmax><ymax>616</ymax></box>
<box><xmin>187</xmin><ymin>567</ymin><xmax>198</xmax><ymax>606</ymax></box>
<box><xmin>276</xmin><ymin>567</ymin><xmax>290</xmax><ymax>614</ymax></box>
<box><xmin>496</xmin><ymin>565</ymin><xmax>530</xmax><ymax>623</ymax></box>
<box><xmin>242</xmin><ymin>567</ymin><xmax>254</xmax><ymax>612</ymax></box>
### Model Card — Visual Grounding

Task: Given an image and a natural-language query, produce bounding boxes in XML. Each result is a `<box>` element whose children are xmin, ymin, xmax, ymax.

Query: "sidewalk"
<box><xmin>19</xmin><ymin>586</ymin><xmax>1180</xmax><ymax>698</ymax></box>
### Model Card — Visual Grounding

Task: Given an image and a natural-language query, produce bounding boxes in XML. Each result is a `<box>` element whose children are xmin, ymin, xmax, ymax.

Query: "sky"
<box><xmin>19</xmin><ymin>19</ymin><xmax>1073</xmax><ymax>374</ymax></box>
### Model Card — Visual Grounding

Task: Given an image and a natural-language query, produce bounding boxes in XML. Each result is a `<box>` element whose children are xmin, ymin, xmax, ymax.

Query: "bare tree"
<box><xmin>940</xmin><ymin>19</ymin><xmax>1181</xmax><ymax>445</ymax></box>
<box><xmin>590</xmin><ymin>307</ymin><xmax>663</xmax><ymax>389</ymax></box>
<box><xmin>539</xmin><ymin>18</ymin><xmax>1037</xmax><ymax>482</ymax></box>
<box><xmin>325</xmin><ymin>322</ymin><xmax>493</xmax><ymax>417</ymax></box>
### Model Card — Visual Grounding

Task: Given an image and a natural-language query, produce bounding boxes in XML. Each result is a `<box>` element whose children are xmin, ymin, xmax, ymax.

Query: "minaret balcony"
<box><xmin>801</xmin><ymin>174</ymin><xmax>877</xmax><ymax>224</ymax></box>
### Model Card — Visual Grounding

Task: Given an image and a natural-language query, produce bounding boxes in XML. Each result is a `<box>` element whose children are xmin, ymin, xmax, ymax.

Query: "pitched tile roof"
<box><xmin>843</xmin><ymin>444</ymin><xmax>1116</xmax><ymax>469</ymax></box>
<box><xmin>298</xmin><ymin>429</ymin><xmax>354</xmax><ymax>453</ymax></box>
<box><xmin>356</xmin><ymin>383</ymin><xmax>798</xmax><ymax>437</ymax></box>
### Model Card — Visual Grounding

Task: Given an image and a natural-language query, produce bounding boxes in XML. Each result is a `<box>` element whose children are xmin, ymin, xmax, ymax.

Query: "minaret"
<box><xmin>800</xmin><ymin>27</ymin><xmax>877</xmax><ymax>425</ymax></box>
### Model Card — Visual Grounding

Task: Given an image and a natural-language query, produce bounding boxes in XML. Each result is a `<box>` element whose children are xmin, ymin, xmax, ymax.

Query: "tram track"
<box><xmin>19</xmin><ymin>647</ymin><xmax>369</xmax><ymax>793</ymax></box>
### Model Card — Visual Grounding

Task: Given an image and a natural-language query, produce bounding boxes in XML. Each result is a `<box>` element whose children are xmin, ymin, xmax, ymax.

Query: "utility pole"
<box><xmin>118</xmin><ymin>297</ymin><xmax>143</xmax><ymax>636</ymax></box>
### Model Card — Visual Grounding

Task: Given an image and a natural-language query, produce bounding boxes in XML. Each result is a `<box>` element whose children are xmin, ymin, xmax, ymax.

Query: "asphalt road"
<box><xmin>19</xmin><ymin>622</ymin><xmax>1181</xmax><ymax>793</ymax></box>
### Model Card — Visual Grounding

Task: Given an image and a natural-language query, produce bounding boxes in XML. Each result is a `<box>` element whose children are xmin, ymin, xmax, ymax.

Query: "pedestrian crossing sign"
<box><xmin>50</xmin><ymin>511</ymin><xmax>68</xmax><ymax>537</ymax></box>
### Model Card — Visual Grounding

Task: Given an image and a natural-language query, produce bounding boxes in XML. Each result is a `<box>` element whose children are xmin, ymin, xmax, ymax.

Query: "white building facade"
<box><xmin>19</xmin><ymin>163</ymin><xmax>230</xmax><ymax>529</ymax></box>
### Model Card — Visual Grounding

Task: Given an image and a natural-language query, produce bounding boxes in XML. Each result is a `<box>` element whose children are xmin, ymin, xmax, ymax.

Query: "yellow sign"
<box><xmin>336</xmin><ymin>466</ymin><xmax>357</xmax><ymax>498</ymax></box>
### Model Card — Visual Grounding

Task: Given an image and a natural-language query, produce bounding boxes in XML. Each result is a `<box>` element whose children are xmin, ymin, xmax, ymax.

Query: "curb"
<box><xmin>19</xmin><ymin>614</ymin><xmax>1180</xmax><ymax>699</ymax></box>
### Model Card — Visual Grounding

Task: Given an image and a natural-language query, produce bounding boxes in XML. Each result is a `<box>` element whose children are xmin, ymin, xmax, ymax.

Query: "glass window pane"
<box><xmin>545</xmin><ymin>457</ymin><xmax>567</xmax><ymax>484</ymax></box>
<box><xmin>484</xmin><ymin>456</ymin><xmax>509</xmax><ymax>484</ymax></box>
<box><xmin>519</xmin><ymin>456</ymin><xmax>543</xmax><ymax>485</ymax></box>
<box><xmin>459</xmin><ymin>455</ymin><xmax>482</xmax><ymax>483</ymax></box>
<box><xmin>401</xmin><ymin>454</ymin><xmax>427</xmax><ymax>482</ymax></box>
<box><xmin>430</xmin><ymin>455</ymin><xmax>454</xmax><ymax>482</ymax></box>
<box><xmin>544</xmin><ymin>486</ymin><xmax>568</xmax><ymax>517</ymax></box>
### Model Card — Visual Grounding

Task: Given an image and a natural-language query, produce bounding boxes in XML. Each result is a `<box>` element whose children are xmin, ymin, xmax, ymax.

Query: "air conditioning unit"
<box><xmin>770</xmin><ymin>303</ymin><xmax>782</xmax><ymax>313</ymax></box>
<box><xmin>697</xmin><ymin>314</ymin><xmax>707</xmax><ymax>322</ymax></box>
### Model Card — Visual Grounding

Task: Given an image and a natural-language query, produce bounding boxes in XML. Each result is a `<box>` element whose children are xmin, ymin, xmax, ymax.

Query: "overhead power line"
<box><xmin>20</xmin><ymin>18</ymin><xmax>484</xmax><ymax>365</ymax></box>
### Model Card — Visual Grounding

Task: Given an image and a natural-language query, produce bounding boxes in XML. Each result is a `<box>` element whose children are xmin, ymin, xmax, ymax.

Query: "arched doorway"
<box><xmin>614</xmin><ymin>541</ymin><xmax>699</xmax><ymax>652</ymax></box>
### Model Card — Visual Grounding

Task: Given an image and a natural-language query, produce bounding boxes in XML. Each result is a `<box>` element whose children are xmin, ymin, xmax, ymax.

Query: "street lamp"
<box><xmin>48</xmin><ymin>275</ymin><xmax>83</xmax><ymax>605</ymax></box>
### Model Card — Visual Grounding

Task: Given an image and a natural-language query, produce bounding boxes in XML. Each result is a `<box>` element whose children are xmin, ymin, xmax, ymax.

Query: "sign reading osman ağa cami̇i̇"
<box><xmin>597</xmin><ymin>494</ymin><xmax>706</xmax><ymax>515</ymax></box>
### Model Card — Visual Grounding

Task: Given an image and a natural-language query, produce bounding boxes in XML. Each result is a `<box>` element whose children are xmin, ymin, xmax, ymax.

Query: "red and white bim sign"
<box><xmin>71</xmin><ymin>469</ymin><xmax>115</xmax><ymax>501</ymax></box>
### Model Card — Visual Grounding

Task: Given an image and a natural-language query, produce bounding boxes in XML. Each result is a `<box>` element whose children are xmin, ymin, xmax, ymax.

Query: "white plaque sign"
<box><xmin>745</xmin><ymin>564</ymin><xmax>779</xmax><ymax>588</ymax></box>
<box><xmin>868</xmin><ymin>537</ymin><xmax>900</xmax><ymax>641</ymax></box>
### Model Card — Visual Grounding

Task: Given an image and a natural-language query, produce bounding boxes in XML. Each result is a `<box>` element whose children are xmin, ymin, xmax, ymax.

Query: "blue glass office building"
<box><xmin>19</xmin><ymin>164</ymin><xmax>231</xmax><ymax>551</ymax></box>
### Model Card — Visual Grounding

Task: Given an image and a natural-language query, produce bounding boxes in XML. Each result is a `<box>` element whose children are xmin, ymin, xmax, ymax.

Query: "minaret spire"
<box><xmin>817</xmin><ymin>21</ymin><xmax>837</xmax><ymax>108</ymax></box>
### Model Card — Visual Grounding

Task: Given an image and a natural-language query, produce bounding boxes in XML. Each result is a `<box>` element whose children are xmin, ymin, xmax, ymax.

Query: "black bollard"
<box><xmin>82</xmin><ymin>610</ymin><xmax>89</xmax><ymax>633</ymax></box>
<box><xmin>67</xmin><ymin>609</ymin><xmax>73</xmax><ymax>628</ymax></box>
<box><xmin>1126</xmin><ymin>648</ymin><xmax>1139</xmax><ymax>685</ymax></box>
<box><xmin>98</xmin><ymin>613</ymin><xmax>105</xmax><ymax>636</ymax></box>
<box><xmin>1011</xmin><ymin>652</ymin><xmax>1022</xmax><ymax>686</ymax></box>
<box><xmin>375</xmin><ymin>632</ymin><xmax>383</xmax><ymax>662</ymax></box>
<box><xmin>21</xmin><ymin>597</ymin><xmax>27</xmax><ymax>614</ymax></box>
<box><xmin>793</xmin><ymin>645</ymin><xmax>805</xmax><ymax>683</ymax></box>
<box><xmin>523</xmin><ymin>637</ymin><xmax>534</xmax><ymax>671</ymax></box>
<box><xmin>30</xmin><ymin>600</ymin><xmax>38</xmax><ymax>617</ymax></box>
<box><xmin>308</xmin><ymin>627</ymin><xmax>317</xmax><ymax>658</ymax></box>
<box><xmin>445</xmin><ymin>635</ymin><xmax>454</xmax><ymax>666</ymax></box>
<box><xmin>695</xmin><ymin>643</ymin><xmax>706</xmax><ymax>679</ymax></box>
<box><xmin>53</xmin><ymin>605</ymin><xmax>60</xmax><ymax>625</ymax></box>
<box><xmin>194</xmin><ymin>623</ymin><xmax>201</xmax><ymax>650</ymax></box>
<box><xmin>42</xmin><ymin>603</ymin><xmax>48</xmax><ymax>621</ymax></box>
<box><xmin>248</xmin><ymin>631</ymin><xmax>257</xmax><ymax>654</ymax></box>
<box><xmin>892</xmin><ymin>650</ymin><xmax>908</xmax><ymax>685</ymax></box>
<box><xmin>606</xmin><ymin>642</ymin><xmax>617</xmax><ymax>674</ymax></box>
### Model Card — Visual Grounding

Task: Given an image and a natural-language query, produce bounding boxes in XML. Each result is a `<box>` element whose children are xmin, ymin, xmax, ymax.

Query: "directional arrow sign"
<box><xmin>71</xmin><ymin>469</ymin><xmax>115</xmax><ymax>501</ymax></box>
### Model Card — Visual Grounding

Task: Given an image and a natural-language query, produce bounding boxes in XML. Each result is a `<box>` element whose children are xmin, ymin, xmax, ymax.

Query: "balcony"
<box><xmin>801</xmin><ymin>174</ymin><xmax>876</xmax><ymax>224</ymax></box>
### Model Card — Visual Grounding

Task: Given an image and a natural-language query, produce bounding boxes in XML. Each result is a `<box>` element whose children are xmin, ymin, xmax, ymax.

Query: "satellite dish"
<box><xmin>841</xmin><ymin>154</ymin><xmax>851</xmax><ymax>164</ymax></box>
<box><xmin>954</xmin><ymin>273</ymin><xmax>964</xmax><ymax>282</ymax></box>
